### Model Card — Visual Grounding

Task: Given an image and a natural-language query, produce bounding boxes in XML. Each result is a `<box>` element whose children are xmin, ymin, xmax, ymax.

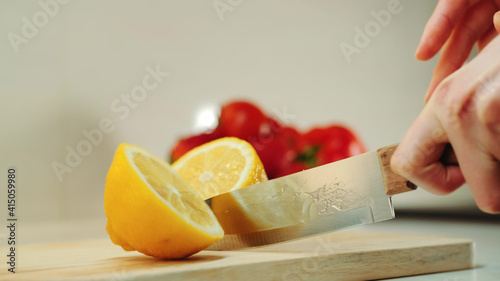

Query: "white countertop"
<box><xmin>16</xmin><ymin>214</ymin><xmax>500</xmax><ymax>280</ymax></box>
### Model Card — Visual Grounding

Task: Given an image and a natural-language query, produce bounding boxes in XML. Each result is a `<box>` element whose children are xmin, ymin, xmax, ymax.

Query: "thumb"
<box><xmin>495</xmin><ymin>11</ymin><xmax>500</xmax><ymax>33</ymax></box>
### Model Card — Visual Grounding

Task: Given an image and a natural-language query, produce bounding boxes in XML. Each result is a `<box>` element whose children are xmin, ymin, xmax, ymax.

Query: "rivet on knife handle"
<box><xmin>377</xmin><ymin>144</ymin><xmax>417</xmax><ymax>196</ymax></box>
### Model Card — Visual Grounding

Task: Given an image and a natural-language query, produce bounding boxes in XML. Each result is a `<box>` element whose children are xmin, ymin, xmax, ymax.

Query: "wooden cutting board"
<box><xmin>1</xmin><ymin>231</ymin><xmax>473</xmax><ymax>281</ymax></box>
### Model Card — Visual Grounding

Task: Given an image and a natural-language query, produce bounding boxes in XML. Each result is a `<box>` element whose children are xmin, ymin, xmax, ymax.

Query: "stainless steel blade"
<box><xmin>207</xmin><ymin>204</ymin><xmax>382</xmax><ymax>250</ymax></box>
<box><xmin>206</xmin><ymin>150</ymin><xmax>396</xmax><ymax>250</ymax></box>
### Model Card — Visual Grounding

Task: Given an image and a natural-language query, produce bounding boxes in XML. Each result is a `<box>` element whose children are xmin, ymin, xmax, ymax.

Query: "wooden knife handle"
<box><xmin>377</xmin><ymin>144</ymin><xmax>458</xmax><ymax>196</ymax></box>
<box><xmin>377</xmin><ymin>144</ymin><xmax>417</xmax><ymax>196</ymax></box>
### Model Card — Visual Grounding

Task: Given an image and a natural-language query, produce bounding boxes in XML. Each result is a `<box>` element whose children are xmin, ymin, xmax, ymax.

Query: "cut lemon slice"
<box><xmin>172</xmin><ymin>137</ymin><xmax>268</xmax><ymax>200</ymax></box>
<box><xmin>104</xmin><ymin>143</ymin><xmax>223</xmax><ymax>259</ymax></box>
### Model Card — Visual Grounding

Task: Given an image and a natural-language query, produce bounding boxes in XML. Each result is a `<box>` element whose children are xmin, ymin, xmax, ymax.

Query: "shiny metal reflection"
<box><xmin>206</xmin><ymin>150</ymin><xmax>395</xmax><ymax>249</ymax></box>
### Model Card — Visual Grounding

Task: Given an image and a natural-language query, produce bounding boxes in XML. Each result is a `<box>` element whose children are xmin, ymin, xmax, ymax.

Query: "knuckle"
<box><xmin>391</xmin><ymin>152</ymin><xmax>417</xmax><ymax>177</ymax></box>
<box><xmin>442</xmin><ymin>100</ymin><xmax>462</xmax><ymax>129</ymax></box>
<box><xmin>430</xmin><ymin>127</ymin><xmax>447</xmax><ymax>142</ymax></box>
<box><xmin>477</xmin><ymin>91</ymin><xmax>500</xmax><ymax>131</ymax></box>
<box><xmin>407</xmin><ymin>149</ymin><xmax>426</xmax><ymax>170</ymax></box>
<box><xmin>432</xmin><ymin>77</ymin><xmax>453</xmax><ymax>105</ymax></box>
<box><xmin>437</xmin><ymin>12</ymin><xmax>455</xmax><ymax>39</ymax></box>
<box><xmin>434</xmin><ymin>78</ymin><xmax>473</xmax><ymax>130</ymax></box>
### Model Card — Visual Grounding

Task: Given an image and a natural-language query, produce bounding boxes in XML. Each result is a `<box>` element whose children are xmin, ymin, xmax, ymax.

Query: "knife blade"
<box><xmin>206</xmin><ymin>144</ymin><xmax>416</xmax><ymax>250</ymax></box>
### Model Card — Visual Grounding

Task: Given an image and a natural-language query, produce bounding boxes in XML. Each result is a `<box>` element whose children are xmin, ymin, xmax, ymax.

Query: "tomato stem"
<box><xmin>295</xmin><ymin>145</ymin><xmax>321</xmax><ymax>167</ymax></box>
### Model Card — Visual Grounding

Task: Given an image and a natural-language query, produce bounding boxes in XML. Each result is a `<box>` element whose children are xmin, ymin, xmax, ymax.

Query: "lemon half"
<box><xmin>104</xmin><ymin>143</ymin><xmax>223</xmax><ymax>259</ymax></box>
<box><xmin>172</xmin><ymin>137</ymin><xmax>268</xmax><ymax>200</ymax></box>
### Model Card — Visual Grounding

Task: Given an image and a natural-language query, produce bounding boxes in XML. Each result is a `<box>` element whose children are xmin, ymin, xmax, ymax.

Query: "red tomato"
<box><xmin>277</xmin><ymin>126</ymin><xmax>303</xmax><ymax>152</ymax></box>
<box><xmin>251</xmin><ymin>137</ymin><xmax>296</xmax><ymax>179</ymax></box>
<box><xmin>262</xmin><ymin>117</ymin><xmax>303</xmax><ymax>152</ymax></box>
<box><xmin>249</xmin><ymin>118</ymin><xmax>303</xmax><ymax>178</ymax></box>
<box><xmin>275</xmin><ymin>161</ymin><xmax>308</xmax><ymax>178</ymax></box>
<box><xmin>265</xmin><ymin>117</ymin><xmax>283</xmax><ymax>134</ymax></box>
<box><xmin>302</xmin><ymin>125</ymin><xmax>366</xmax><ymax>166</ymax></box>
<box><xmin>169</xmin><ymin>128</ymin><xmax>222</xmax><ymax>162</ymax></box>
<box><xmin>218</xmin><ymin>101</ymin><xmax>268</xmax><ymax>140</ymax></box>
<box><xmin>170</xmin><ymin>99</ymin><xmax>367</xmax><ymax>181</ymax></box>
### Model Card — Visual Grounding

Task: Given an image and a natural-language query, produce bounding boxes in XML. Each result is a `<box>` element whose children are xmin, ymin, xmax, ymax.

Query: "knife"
<box><xmin>205</xmin><ymin>144</ymin><xmax>417</xmax><ymax>250</ymax></box>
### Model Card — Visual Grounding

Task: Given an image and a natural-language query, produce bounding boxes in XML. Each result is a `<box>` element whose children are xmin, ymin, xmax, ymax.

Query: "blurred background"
<box><xmin>0</xmin><ymin>0</ymin><xmax>488</xmax><ymax>243</ymax></box>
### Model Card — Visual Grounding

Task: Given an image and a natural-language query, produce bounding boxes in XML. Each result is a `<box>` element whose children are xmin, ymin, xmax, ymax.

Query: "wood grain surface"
<box><xmin>377</xmin><ymin>144</ymin><xmax>417</xmax><ymax>196</ymax></box>
<box><xmin>1</xmin><ymin>230</ymin><xmax>474</xmax><ymax>281</ymax></box>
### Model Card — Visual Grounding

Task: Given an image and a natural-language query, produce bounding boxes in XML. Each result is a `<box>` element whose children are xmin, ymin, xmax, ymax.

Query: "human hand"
<box><xmin>391</xmin><ymin>35</ymin><xmax>500</xmax><ymax>214</ymax></box>
<box><xmin>416</xmin><ymin>0</ymin><xmax>500</xmax><ymax>102</ymax></box>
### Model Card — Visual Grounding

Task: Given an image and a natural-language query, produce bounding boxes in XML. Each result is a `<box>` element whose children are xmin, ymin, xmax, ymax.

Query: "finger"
<box><xmin>424</xmin><ymin>1</ymin><xmax>498</xmax><ymax>103</ymax></box>
<box><xmin>416</xmin><ymin>0</ymin><xmax>480</xmax><ymax>61</ymax></box>
<box><xmin>466</xmin><ymin>161</ymin><xmax>500</xmax><ymax>214</ymax></box>
<box><xmin>470</xmin><ymin>36</ymin><xmax>500</xmax><ymax>148</ymax></box>
<box><xmin>449</xmin><ymin>123</ymin><xmax>500</xmax><ymax>213</ymax></box>
<box><xmin>391</xmin><ymin>105</ymin><xmax>465</xmax><ymax>195</ymax></box>
<box><xmin>449</xmin><ymin>130</ymin><xmax>500</xmax><ymax>214</ymax></box>
<box><xmin>476</xmin><ymin>70</ymin><xmax>500</xmax><ymax>159</ymax></box>
<box><xmin>495</xmin><ymin>11</ymin><xmax>500</xmax><ymax>32</ymax></box>
<box><xmin>471</xmin><ymin>71</ymin><xmax>500</xmax><ymax>213</ymax></box>
<box><xmin>477</xmin><ymin>25</ymin><xmax>499</xmax><ymax>51</ymax></box>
